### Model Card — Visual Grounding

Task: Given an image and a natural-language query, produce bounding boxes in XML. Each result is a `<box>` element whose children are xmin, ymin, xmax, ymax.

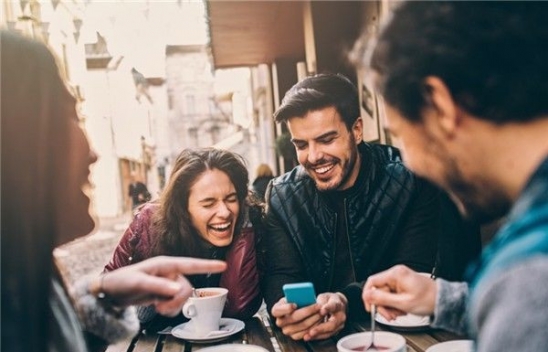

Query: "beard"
<box><xmin>306</xmin><ymin>139</ymin><xmax>359</xmax><ymax>192</ymax></box>
<box><xmin>442</xmin><ymin>156</ymin><xmax>511</xmax><ymax>224</ymax></box>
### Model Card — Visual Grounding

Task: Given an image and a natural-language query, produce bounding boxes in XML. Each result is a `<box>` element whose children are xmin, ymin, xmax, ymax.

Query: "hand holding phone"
<box><xmin>283</xmin><ymin>282</ymin><xmax>317</xmax><ymax>308</ymax></box>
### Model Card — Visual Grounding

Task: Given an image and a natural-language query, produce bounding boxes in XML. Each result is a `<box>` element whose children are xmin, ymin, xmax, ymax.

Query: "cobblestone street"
<box><xmin>54</xmin><ymin>214</ymin><xmax>132</xmax><ymax>285</ymax></box>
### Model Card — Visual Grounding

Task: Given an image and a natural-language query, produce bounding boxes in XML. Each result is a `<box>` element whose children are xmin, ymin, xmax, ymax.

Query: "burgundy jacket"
<box><xmin>104</xmin><ymin>203</ymin><xmax>262</xmax><ymax>320</ymax></box>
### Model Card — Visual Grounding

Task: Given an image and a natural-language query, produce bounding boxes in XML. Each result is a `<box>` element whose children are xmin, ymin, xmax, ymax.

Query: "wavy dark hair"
<box><xmin>273</xmin><ymin>73</ymin><xmax>360</xmax><ymax>131</ymax></box>
<box><xmin>1</xmin><ymin>30</ymin><xmax>77</xmax><ymax>351</ymax></box>
<box><xmin>370</xmin><ymin>1</ymin><xmax>548</xmax><ymax>123</ymax></box>
<box><xmin>151</xmin><ymin>148</ymin><xmax>250</xmax><ymax>257</ymax></box>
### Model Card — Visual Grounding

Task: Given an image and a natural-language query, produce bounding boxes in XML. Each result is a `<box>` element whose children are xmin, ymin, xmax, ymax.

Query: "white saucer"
<box><xmin>199</xmin><ymin>344</ymin><xmax>269</xmax><ymax>352</ymax></box>
<box><xmin>425</xmin><ymin>340</ymin><xmax>473</xmax><ymax>352</ymax></box>
<box><xmin>171</xmin><ymin>318</ymin><xmax>245</xmax><ymax>343</ymax></box>
<box><xmin>376</xmin><ymin>313</ymin><xmax>430</xmax><ymax>331</ymax></box>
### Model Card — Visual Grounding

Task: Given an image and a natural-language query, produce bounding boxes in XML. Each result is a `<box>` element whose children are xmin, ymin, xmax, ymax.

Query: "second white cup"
<box><xmin>182</xmin><ymin>287</ymin><xmax>228</xmax><ymax>336</ymax></box>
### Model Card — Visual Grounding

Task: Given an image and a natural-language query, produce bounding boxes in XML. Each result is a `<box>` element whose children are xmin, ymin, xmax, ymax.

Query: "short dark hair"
<box><xmin>274</xmin><ymin>73</ymin><xmax>360</xmax><ymax>130</ymax></box>
<box><xmin>370</xmin><ymin>1</ymin><xmax>548</xmax><ymax>123</ymax></box>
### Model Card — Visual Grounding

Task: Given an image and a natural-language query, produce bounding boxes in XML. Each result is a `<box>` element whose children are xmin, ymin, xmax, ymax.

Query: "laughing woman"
<box><xmin>104</xmin><ymin>148</ymin><xmax>263</xmax><ymax>330</ymax></box>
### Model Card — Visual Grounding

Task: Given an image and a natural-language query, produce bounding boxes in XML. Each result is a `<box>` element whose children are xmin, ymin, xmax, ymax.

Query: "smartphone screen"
<box><xmin>283</xmin><ymin>282</ymin><xmax>317</xmax><ymax>308</ymax></box>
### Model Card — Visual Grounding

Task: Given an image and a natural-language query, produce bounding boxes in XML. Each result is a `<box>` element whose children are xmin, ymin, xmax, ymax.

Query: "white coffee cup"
<box><xmin>337</xmin><ymin>331</ymin><xmax>406</xmax><ymax>352</ymax></box>
<box><xmin>182</xmin><ymin>287</ymin><xmax>228</xmax><ymax>337</ymax></box>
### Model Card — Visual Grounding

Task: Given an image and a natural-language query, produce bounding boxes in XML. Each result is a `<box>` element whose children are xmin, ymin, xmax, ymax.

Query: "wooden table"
<box><xmin>106</xmin><ymin>312</ymin><xmax>465</xmax><ymax>352</ymax></box>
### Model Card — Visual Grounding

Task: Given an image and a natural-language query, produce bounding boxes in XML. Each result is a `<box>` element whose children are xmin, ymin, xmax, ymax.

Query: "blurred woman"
<box><xmin>0</xmin><ymin>30</ymin><xmax>226</xmax><ymax>352</ymax></box>
<box><xmin>105</xmin><ymin>148</ymin><xmax>263</xmax><ymax>329</ymax></box>
<box><xmin>251</xmin><ymin>163</ymin><xmax>275</xmax><ymax>201</ymax></box>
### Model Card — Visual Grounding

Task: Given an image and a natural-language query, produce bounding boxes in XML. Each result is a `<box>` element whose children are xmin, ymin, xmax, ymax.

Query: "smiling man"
<box><xmin>258</xmin><ymin>73</ymin><xmax>479</xmax><ymax>341</ymax></box>
<box><xmin>360</xmin><ymin>2</ymin><xmax>548</xmax><ymax>352</ymax></box>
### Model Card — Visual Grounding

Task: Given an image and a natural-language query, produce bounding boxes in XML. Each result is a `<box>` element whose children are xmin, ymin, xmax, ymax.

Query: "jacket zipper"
<box><xmin>327</xmin><ymin>212</ymin><xmax>337</xmax><ymax>289</ymax></box>
<box><xmin>344</xmin><ymin>199</ymin><xmax>357</xmax><ymax>283</ymax></box>
<box><xmin>328</xmin><ymin>199</ymin><xmax>357</xmax><ymax>289</ymax></box>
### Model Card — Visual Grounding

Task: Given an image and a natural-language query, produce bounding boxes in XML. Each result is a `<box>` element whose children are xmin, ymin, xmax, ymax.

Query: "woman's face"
<box><xmin>56</xmin><ymin>106</ymin><xmax>98</xmax><ymax>246</ymax></box>
<box><xmin>187</xmin><ymin>168</ymin><xmax>240</xmax><ymax>247</ymax></box>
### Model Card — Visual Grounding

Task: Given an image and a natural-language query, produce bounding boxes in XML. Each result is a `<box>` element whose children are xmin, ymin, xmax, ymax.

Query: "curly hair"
<box><xmin>370</xmin><ymin>1</ymin><xmax>548</xmax><ymax>124</ymax></box>
<box><xmin>151</xmin><ymin>148</ymin><xmax>250</xmax><ymax>257</ymax></box>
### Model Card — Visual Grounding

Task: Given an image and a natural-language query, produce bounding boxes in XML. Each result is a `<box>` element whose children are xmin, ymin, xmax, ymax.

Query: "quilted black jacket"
<box><xmin>259</xmin><ymin>142</ymin><xmax>477</xmax><ymax>321</ymax></box>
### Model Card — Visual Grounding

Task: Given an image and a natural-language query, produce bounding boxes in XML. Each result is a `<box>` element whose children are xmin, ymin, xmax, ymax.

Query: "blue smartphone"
<box><xmin>283</xmin><ymin>282</ymin><xmax>317</xmax><ymax>308</ymax></box>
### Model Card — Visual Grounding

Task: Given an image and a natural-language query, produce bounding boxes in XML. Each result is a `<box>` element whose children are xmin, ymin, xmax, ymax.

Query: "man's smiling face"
<box><xmin>287</xmin><ymin>106</ymin><xmax>362</xmax><ymax>191</ymax></box>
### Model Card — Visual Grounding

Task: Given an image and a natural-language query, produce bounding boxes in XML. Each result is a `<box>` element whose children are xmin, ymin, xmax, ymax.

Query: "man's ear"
<box><xmin>352</xmin><ymin>117</ymin><xmax>364</xmax><ymax>144</ymax></box>
<box><xmin>424</xmin><ymin>76</ymin><xmax>459</xmax><ymax>136</ymax></box>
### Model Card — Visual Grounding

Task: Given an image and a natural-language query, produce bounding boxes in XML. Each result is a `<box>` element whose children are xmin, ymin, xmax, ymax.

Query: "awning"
<box><xmin>206</xmin><ymin>1</ymin><xmax>306</xmax><ymax>68</ymax></box>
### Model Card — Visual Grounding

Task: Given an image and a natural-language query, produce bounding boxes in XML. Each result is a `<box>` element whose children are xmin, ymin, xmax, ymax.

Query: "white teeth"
<box><xmin>210</xmin><ymin>223</ymin><xmax>231</xmax><ymax>231</ymax></box>
<box><xmin>314</xmin><ymin>165</ymin><xmax>334</xmax><ymax>174</ymax></box>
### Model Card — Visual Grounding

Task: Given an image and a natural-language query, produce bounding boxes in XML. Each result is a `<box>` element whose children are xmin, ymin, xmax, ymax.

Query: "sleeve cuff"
<box><xmin>72</xmin><ymin>276</ymin><xmax>140</xmax><ymax>343</ymax></box>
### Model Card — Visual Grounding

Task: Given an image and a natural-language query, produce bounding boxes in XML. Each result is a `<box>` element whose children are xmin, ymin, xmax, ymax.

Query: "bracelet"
<box><xmin>93</xmin><ymin>274</ymin><xmax>124</xmax><ymax>315</ymax></box>
<box><xmin>96</xmin><ymin>274</ymin><xmax>107</xmax><ymax>300</ymax></box>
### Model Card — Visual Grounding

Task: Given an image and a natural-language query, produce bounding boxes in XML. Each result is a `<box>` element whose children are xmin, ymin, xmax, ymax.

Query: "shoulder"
<box><xmin>361</xmin><ymin>143</ymin><xmax>428</xmax><ymax>192</ymax></box>
<box><xmin>128</xmin><ymin>203</ymin><xmax>160</xmax><ymax>241</ymax></box>
<box><xmin>270</xmin><ymin>166</ymin><xmax>313</xmax><ymax>193</ymax></box>
<box><xmin>361</xmin><ymin>142</ymin><xmax>403</xmax><ymax>164</ymax></box>
<box><xmin>268</xmin><ymin>166</ymin><xmax>317</xmax><ymax>208</ymax></box>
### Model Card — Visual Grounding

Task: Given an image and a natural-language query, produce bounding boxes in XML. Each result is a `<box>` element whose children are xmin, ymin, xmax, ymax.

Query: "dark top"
<box><xmin>252</xmin><ymin>176</ymin><xmax>274</xmax><ymax>201</ymax></box>
<box><xmin>258</xmin><ymin>142</ymin><xmax>480</xmax><ymax>321</ymax></box>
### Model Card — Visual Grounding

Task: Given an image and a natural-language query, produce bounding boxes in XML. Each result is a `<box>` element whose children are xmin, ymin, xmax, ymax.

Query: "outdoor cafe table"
<box><xmin>105</xmin><ymin>310</ymin><xmax>465</xmax><ymax>352</ymax></box>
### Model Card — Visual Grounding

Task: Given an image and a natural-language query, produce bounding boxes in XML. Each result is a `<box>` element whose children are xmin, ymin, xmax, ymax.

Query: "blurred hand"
<box><xmin>362</xmin><ymin>265</ymin><xmax>436</xmax><ymax>321</ymax></box>
<box><xmin>305</xmin><ymin>292</ymin><xmax>347</xmax><ymax>341</ymax></box>
<box><xmin>271</xmin><ymin>296</ymin><xmax>323</xmax><ymax>341</ymax></box>
<box><xmin>90</xmin><ymin>256</ymin><xmax>226</xmax><ymax>316</ymax></box>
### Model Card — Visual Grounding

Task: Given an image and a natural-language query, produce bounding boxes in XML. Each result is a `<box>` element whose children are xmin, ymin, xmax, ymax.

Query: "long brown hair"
<box><xmin>151</xmin><ymin>148</ymin><xmax>250</xmax><ymax>257</ymax></box>
<box><xmin>1</xmin><ymin>30</ymin><xmax>76</xmax><ymax>351</ymax></box>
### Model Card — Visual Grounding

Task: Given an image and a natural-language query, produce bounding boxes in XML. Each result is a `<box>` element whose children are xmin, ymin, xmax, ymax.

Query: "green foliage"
<box><xmin>275</xmin><ymin>132</ymin><xmax>297</xmax><ymax>164</ymax></box>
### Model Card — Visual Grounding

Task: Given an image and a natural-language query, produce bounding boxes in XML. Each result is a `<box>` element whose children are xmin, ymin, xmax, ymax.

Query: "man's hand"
<box><xmin>90</xmin><ymin>256</ymin><xmax>226</xmax><ymax>316</ymax></box>
<box><xmin>362</xmin><ymin>265</ymin><xmax>437</xmax><ymax>321</ymax></box>
<box><xmin>271</xmin><ymin>297</ymin><xmax>323</xmax><ymax>340</ymax></box>
<box><xmin>304</xmin><ymin>292</ymin><xmax>347</xmax><ymax>341</ymax></box>
<box><xmin>272</xmin><ymin>292</ymin><xmax>348</xmax><ymax>341</ymax></box>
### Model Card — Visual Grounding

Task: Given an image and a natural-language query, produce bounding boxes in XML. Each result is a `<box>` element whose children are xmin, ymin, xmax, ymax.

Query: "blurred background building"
<box><xmin>1</xmin><ymin>0</ymin><xmax>396</xmax><ymax>217</ymax></box>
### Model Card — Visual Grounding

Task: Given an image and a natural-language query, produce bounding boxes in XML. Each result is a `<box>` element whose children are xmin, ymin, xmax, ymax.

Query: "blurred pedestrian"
<box><xmin>0</xmin><ymin>30</ymin><xmax>226</xmax><ymax>352</ymax></box>
<box><xmin>251</xmin><ymin>163</ymin><xmax>275</xmax><ymax>201</ymax></box>
<box><xmin>105</xmin><ymin>148</ymin><xmax>263</xmax><ymax>331</ymax></box>
<box><xmin>360</xmin><ymin>2</ymin><xmax>548</xmax><ymax>351</ymax></box>
<box><xmin>128</xmin><ymin>172</ymin><xmax>151</xmax><ymax>210</ymax></box>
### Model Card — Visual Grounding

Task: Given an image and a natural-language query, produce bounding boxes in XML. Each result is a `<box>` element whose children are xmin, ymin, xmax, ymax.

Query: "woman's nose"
<box><xmin>216</xmin><ymin>202</ymin><xmax>231</xmax><ymax>217</ymax></box>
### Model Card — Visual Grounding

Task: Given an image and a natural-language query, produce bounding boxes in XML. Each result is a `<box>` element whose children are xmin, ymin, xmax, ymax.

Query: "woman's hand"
<box><xmin>90</xmin><ymin>256</ymin><xmax>226</xmax><ymax>313</ymax></box>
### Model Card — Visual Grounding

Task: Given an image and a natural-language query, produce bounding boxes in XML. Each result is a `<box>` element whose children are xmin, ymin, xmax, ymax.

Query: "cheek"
<box><xmin>230</xmin><ymin>203</ymin><xmax>240</xmax><ymax>217</ymax></box>
<box><xmin>189</xmin><ymin>208</ymin><xmax>207</xmax><ymax>230</ymax></box>
<box><xmin>296</xmin><ymin>150</ymin><xmax>308</xmax><ymax>164</ymax></box>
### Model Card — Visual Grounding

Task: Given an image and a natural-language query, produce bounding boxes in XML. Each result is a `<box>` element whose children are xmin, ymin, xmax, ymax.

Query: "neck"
<box><xmin>475</xmin><ymin>118</ymin><xmax>548</xmax><ymax>201</ymax></box>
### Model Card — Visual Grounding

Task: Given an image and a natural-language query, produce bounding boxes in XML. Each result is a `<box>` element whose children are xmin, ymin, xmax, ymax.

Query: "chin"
<box><xmin>314</xmin><ymin>178</ymin><xmax>341</xmax><ymax>192</ymax></box>
<box><xmin>211</xmin><ymin>235</ymin><xmax>233</xmax><ymax>248</ymax></box>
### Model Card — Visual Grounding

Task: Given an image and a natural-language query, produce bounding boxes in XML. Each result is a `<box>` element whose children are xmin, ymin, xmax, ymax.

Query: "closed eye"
<box><xmin>291</xmin><ymin>139</ymin><xmax>307</xmax><ymax>150</ymax></box>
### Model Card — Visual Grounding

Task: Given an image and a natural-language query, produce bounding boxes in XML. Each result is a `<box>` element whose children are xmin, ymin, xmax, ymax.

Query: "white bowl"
<box><xmin>337</xmin><ymin>331</ymin><xmax>406</xmax><ymax>352</ymax></box>
<box><xmin>199</xmin><ymin>344</ymin><xmax>269</xmax><ymax>352</ymax></box>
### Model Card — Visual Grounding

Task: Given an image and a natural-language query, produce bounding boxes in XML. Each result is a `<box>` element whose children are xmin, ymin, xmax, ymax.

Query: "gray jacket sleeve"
<box><xmin>471</xmin><ymin>257</ymin><xmax>548</xmax><ymax>352</ymax></box>
<box><xmin>431</xmin><ymin>279</ymin><xmax>469</xmax><ymax>335</ymax></box>
<box><xmin>72</xmin><ymin>276</ymin><xmax>140</xmax><ymax>343</ymax></box>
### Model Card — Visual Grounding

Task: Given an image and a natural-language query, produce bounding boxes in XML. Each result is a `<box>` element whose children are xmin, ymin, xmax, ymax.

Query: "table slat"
<box><xmin>260</xmin><ymin>315</ymin><xmax>307</xmax><ymax>352</ymax></box>
<box><xmin>133</xmin><ymin>332</ymin><xmax>162</xmax><ymax>352</ymax></box>
<box><xmin>161</xmin><ymin>335</ymin><xmax>185</xmax><ymax>352</ymax></box>
<box><xmin>244</xmin><ymin>317</ymin><xmax>276</xmax><ymax>351</ymax></box>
